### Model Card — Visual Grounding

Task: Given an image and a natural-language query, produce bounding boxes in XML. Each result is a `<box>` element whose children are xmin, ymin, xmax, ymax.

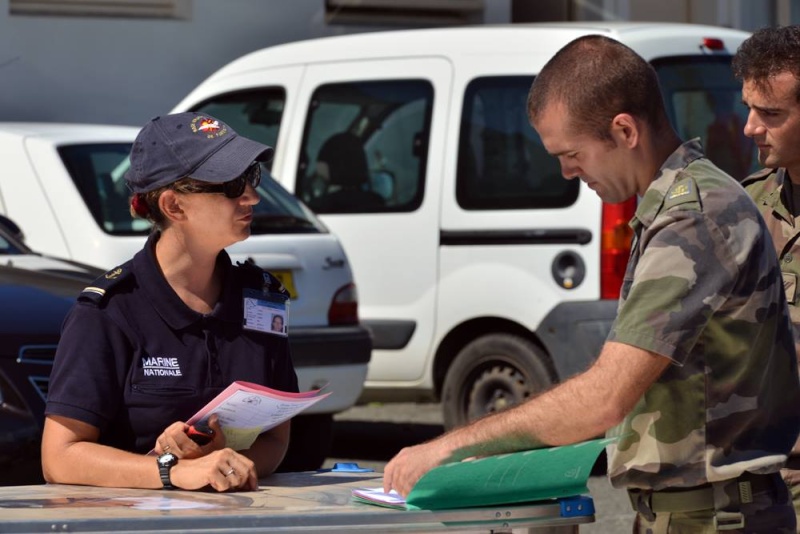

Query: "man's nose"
<box><xmin>560</xmin><ymin>162</ymin><xmax>580</xmax><ymax>180</ymax></box>
<box><xmin>743</xmin><ymin>109</ymin><xmax>763</xmax><ymax>138</ymax></box>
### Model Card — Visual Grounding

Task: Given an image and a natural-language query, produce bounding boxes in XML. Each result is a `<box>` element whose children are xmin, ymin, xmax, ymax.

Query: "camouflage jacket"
<box><xmin>743</xmin><ymin>167</ymin><xmax>800</xmax><ymax>473</ymax></box>
<box><xmin>742</xmin><ymin>168</ymin><xmax>800</xmax><ymax>354</ymax></box>
<box><xmin>606</xmin><ymin>139</ymin><xmax>800</xmax><ymax>490</ymax></box>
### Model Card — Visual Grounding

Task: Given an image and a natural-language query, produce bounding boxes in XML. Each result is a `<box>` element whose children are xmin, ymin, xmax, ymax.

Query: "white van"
<box><xmin>173</xmin><ymin>22</ymin><xmax>754</xmax><ymax>428</ymax></box>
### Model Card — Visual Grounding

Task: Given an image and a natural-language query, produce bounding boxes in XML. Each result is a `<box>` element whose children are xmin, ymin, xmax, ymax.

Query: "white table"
<box><xmin>0</xmin><ymin>470</ymin><xmax>594</xmax><ymax>533</ymax></box>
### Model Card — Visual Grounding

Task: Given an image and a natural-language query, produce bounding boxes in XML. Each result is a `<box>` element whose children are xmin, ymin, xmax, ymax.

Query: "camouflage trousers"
<box><xmin>631</xmin><ymin>473</ymin><xmax>795</xmax><ymax>533</ymax></box>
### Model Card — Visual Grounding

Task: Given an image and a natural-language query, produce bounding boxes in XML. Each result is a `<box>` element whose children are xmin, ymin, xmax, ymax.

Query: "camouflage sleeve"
<box><xmin>610</xmin><ymin>209</ymin><xmax>740</xmax><ymax>364</ymax></box>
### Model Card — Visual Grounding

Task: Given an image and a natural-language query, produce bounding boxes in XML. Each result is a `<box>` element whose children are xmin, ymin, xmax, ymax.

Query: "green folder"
<box><xmin>354</xmin><ymin>437</ymin><xmax>613</xmax><ymax>510</ymax></box>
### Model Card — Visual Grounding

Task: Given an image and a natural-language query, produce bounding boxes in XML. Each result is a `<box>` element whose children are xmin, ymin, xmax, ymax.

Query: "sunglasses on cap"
<box><xmin>190</xmin><ymin>163</ymin><xmax>261</xmax><ymax>199</ymax></box>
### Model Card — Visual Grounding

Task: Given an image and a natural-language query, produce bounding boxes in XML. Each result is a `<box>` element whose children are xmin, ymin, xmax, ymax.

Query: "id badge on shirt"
<box><xmin>243</xmin><ymin>288</ymin><xmax>289</xmax><ymax>336</ymax></box>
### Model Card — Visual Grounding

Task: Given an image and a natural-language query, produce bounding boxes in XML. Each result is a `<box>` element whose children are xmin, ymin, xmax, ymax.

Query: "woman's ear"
<box><xmin>610</xmin><ymin>113</ymin><xmax>639</xmax><ymax>149</ymax></box>
<box><xmin>158</xmin><ymin>190</ymin><xmax>187</xmax><ymax>223</ymax></box>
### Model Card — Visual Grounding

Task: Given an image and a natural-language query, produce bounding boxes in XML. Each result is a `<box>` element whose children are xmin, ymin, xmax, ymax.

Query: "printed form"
<box><xmin>187</xmin><ymin>381</ymin><xmax>330</xmax><ymax>451</ymax></box>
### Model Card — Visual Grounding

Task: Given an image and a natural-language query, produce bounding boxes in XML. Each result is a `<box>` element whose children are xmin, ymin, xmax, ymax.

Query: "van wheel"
<box><xmin>275</xmin><ymin>413</ymin><xmax>333</xmax><ymax>472</ymax></box>
<box><xmin>442</xmin><ymin>334</ymin><xmax>554</xmax><ymax>430</ymax></box>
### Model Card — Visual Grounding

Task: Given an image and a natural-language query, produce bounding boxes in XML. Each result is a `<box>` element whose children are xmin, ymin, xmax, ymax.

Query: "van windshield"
<box><xmin>58</xmin><ymin>143</ymin><xmax>325</xmax><ymax>236</ymax></box>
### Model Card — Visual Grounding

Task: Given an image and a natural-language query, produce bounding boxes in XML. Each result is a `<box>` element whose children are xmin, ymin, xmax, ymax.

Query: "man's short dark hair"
<box><xmin>732</xmin><ymin>25</ymin><xmax>800</xmax><ymax>101</ymax></box>
<box><xmin>528</xmin><ymin>34</ymin><xmax>670</xmax><ymax>141</ymax></box>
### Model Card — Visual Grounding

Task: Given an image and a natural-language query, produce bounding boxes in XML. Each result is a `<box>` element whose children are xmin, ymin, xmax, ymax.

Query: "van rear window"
<box><xmin>653</xmin><ymin>56</ymin><xmax>756</xmax><ymax>181</ymax></box>
<box><xmin>456</xmin><ymin>76</ymin><xmax>577</xmax><ymax>211</ymax></box>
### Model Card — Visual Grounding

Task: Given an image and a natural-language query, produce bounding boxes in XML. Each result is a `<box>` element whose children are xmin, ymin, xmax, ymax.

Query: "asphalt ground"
<box><xmin>325</xmin><ymin>402</ymin><xmax>634</xmax><ymax>533</ymax></box>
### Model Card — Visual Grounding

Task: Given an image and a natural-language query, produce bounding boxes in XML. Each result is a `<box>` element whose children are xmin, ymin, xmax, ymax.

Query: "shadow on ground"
<box><xmin>330</xmin><ymin>420</ymin><xmax>445</xmax><ymax>461</ymax></box>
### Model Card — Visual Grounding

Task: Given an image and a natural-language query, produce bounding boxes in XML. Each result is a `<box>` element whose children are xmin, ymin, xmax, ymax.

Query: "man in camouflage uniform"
<box><xmin>382</xmin><ymin>35</ymin><xmax>800</xmax><ymax>532</ymax></box>
<box><xmin>734</xmin><ymin>25</ymin><xmax>800</xmax><ymax>530</ymax></box>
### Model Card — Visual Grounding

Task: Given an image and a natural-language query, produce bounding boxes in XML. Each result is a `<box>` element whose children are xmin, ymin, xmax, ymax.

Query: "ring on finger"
<box><xmin>225</xmin><ymin>468</ymin><xmax>235</xmax><ymax>477</ymax></box>
<box><xmin>163</xmin><ymin>445</ymin><xmax>171</xmax><ymax>452</ymax></box>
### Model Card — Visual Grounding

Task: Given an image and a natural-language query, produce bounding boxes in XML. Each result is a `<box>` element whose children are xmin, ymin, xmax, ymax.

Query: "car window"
<box><xmin>193</xmin><ymin>88</ymin><xmax>286</xmax><ymax>172</ymax></box>
<box><xmin>249</xmin><ymin>172</ymin><xmax>327</xmax><ymax>235</ymax></box>
<box><xmin>457</xmin><ymin>76</ymin><xmax>576</xmax><ymax>210</ymax></box>
<box><xmin>0</xmin><ymin>220</ymin><xmax>27</xmax><ymax>255</ymax></box>
<box><xmin>653</xmin><ymin>56</ymin><xmax>756</xmax><ymax>181</ymax></box>
<box><xmin>0</xmin><ymin>235</ymin><xmax>18</xmax><ymax>254</ymax></box>
<box><xmin>58</xmin><ymin>143</ymin><xmax>326</xmax><ymax>236</ymax></box>
<box><xmin>58</xmin><ymin>143</ymin><xmax>142</xmax><ymax>235</ymax></box>
<box><xmin>296</xmin><ymin>80</ymin><xmax>433</xmax><ymax>214</ymax></box>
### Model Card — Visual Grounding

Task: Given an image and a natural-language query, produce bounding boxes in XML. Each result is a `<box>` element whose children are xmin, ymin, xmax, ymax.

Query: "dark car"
<box><xmin>0</xmin><ymin>216</ymin><xmax>102</xmax><ymax>484</ymax></box>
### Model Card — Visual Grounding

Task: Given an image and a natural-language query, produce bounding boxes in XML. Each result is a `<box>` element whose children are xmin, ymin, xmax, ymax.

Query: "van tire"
<box><xmin>275</xmin><ymin>413</ymin><xmax>333</xmax><ymax>472</ymax></box>
<box><xmin>442</xmin><ymin>334</ymin><xmax>554</xmax><ymax>430</ymax></box>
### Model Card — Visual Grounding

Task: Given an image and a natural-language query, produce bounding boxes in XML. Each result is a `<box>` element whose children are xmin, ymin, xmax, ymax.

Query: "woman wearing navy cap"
<box><xmin>41</xmin><ymin>112</ymin><xmax>298</xmax><ymax>492</ymax></box>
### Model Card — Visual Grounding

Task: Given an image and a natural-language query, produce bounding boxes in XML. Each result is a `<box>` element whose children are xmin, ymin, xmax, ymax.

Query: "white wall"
<box><xmin>0</xmin><ymin>0</ymin><xmax>510</xmax><ymax>126</ymax></box>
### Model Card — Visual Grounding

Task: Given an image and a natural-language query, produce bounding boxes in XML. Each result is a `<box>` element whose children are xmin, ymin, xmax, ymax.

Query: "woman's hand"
<box><xmin>170</xmin><ymin>448</ymin><xmax>258</xmax><ymax>491</ymax></box>
<box><xmin>154</xmin><ymin>415</ymin><xmax>226</xmax><ymax>459</ymax></box>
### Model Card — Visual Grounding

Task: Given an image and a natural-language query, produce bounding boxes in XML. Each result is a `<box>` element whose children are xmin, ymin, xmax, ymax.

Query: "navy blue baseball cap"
<box><xmin>125</xmin><ymin>112</ymin><xmax>274</xmax><ymax>194</ymax></box>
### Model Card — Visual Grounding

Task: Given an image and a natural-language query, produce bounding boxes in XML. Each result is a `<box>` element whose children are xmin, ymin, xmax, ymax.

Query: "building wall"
<box><xmin>3</xmin><ymin>0</ymin><xmax>799</xmax><ymax>127</ymax></box>
<box><xmin>0</xmin><ymin>0</ymin><xmax>511</xmax><ymax>126</ymax></box>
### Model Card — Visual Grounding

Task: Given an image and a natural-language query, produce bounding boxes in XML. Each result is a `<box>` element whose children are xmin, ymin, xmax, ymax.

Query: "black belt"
<box><xmin>628</xmin><ymin>472</ymin><xmax>780</xmax><ymax>529</ymax></box>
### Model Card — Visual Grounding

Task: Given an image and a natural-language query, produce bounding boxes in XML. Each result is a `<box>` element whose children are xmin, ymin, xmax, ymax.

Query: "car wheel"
<box><xmin>276</xmin><ymin>413</ymin><xmax>334</xmax><ymax>472</ymax></box>
<box><xmin>442</xmin><ymin>334</ymin><xmax>554</xmax><ymax>430</ymax></box>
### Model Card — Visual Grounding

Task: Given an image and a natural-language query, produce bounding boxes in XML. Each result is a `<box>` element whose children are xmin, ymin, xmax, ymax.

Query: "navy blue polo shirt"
<box><xmin>45</xmin><ymin>233</ymin><xmax>298</xmax><ymax>454</ymax></box>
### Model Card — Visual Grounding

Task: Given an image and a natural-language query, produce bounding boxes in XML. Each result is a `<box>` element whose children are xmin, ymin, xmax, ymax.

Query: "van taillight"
<box><xmin>601</xmin><ymin>198</ymin><xmax>636</xmax><ymax>300</ymax></box>
<box><xmin>328</xmin><ymin>283</ymin><xmax>359</xmax><ymax>325</ymax></box>
<box><xmin>701</xmin><ymin>37</ymin><xmax>725</xmax><ymax>51</ymax></box>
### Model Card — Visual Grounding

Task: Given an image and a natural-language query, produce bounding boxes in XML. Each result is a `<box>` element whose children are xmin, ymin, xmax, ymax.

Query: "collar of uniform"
<box><xmin>770</xmin><ymin>168</ymin><xmax>791</xmax><ymax>219</ymax></box>
<box><xmin>134</xmin><ymin>232</ymin><xmax>241</xmax><ymax>330</ymax></box>
<box><xmin>634</xmin><ymin>138</ymin><xmax>705</xmax><ymax>228</ymax></box>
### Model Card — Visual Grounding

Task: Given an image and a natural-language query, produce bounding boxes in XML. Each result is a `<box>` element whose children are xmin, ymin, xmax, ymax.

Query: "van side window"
<box><xmin>457</xmin><ymin>77</ymin><xmax>577</xmax><ymax>211</ymax></box>
<box><xmin>297</xmin><ymin>80</ymin><xmax>433</xmax><ymax>214</ymax></box>
<box><xmin>653</xmin><ymin>56</ymin><xmax>756</xmax><ymax>181</ymax></box>
<box><xmin>194</xmin><ymin>88</ymin><xmax>286</xmax><ymax>172</ymax></box>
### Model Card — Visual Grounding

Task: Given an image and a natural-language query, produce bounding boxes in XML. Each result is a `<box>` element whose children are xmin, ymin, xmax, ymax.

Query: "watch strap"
<box><xmin>157</xmin><ymin>454</ymin><xmax>176</xmax><ymax>489</ymax></box>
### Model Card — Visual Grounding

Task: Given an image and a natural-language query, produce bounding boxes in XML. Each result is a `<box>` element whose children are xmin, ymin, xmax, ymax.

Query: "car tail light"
<box><xmin>600</xmin><ymin>198</ymin><xmax>636</xmax><ymax>300</ymax></box>
<box><xmin>328</xmin><ymin>282</ymin><xmax>359</xmax><ymax>325</ymax></box>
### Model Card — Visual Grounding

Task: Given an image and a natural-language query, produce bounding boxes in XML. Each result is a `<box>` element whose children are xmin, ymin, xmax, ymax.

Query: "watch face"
<box><xmin>157</xmin><ymin>452</ymin><xmax>178</xmax><ymax>467</ymax></box>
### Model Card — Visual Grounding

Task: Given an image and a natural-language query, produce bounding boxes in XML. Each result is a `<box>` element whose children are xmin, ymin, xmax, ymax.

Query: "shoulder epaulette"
<box><xmin>740</xmin><ymin>167</ymin><xmax>775</xmax><ymax>187</ymax></box>
<box><xmin>78</xmin><ymin>262</ymin><xmax>133</xmax><ymax>305</ymax></box>
<box><xmin>236</xmin><ymin>260</ymin><xmax>290</xmax><ymax>298</ymax></box>
<box><xmin>663</xmin><ymin>174</ymin><xmax>701</xmax><ymax>212</ymax></box>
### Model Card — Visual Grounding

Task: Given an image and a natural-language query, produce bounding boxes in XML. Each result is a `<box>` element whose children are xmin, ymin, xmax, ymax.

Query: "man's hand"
<box><xmin>383</xmin><ymin>439</ymin><xmax>451</xmax><ymax>497</ymax></box>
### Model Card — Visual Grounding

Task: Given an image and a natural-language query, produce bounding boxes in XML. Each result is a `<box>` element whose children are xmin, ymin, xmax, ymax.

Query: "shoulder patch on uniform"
<box><xmin>663</xmin><ymin>176</ymin><xmax>700</xmax><ymax>211</ymax></box>
<box><xmin>78</xmin><ymin>263</ymin><xmax>132</xmax><ymax>305</ymax></box>
<box><xmin>236</xmin><ymin>260</ymin><xmax>290</xmax><ymax>298</ymax></box>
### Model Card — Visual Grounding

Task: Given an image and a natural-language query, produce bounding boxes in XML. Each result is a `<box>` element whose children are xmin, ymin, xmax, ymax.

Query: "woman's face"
<box><xmin>174</xmin><ymin>182</ymin><xmax>260</xmax><ymax>250</ymax></box>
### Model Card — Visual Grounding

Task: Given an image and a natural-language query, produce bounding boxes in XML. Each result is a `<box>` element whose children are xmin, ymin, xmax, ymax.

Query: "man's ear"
<box><xmin>610</xmin><ymin>113</ymin><xmax>639</xmax><ymax>149</ymax></box>
<box><xmin>158</xmin><ymin>190</ymin><xmax>187</xmax><ymax>223</ymax></box>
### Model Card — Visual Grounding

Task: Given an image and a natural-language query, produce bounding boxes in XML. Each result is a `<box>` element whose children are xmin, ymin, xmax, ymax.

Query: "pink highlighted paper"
<box><xmin>187</xmin><ymin>381</ymin><xmax>330</xmax><ymax>451</ymax></box>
